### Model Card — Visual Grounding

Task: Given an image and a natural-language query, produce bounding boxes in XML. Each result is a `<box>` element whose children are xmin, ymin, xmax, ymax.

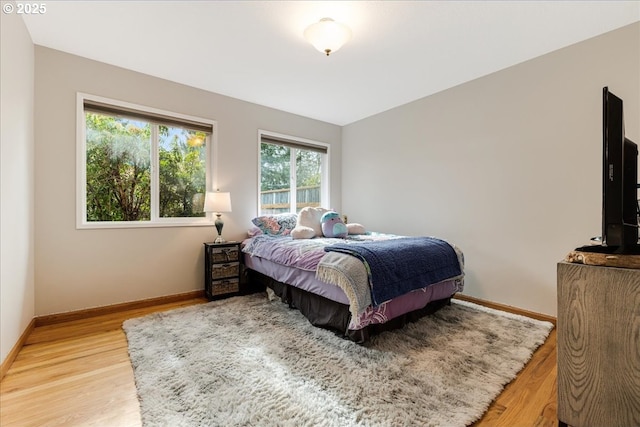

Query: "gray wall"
<box><xmin>1</xmin><ymin>12</ymin><xmax>35</xmax><ymax>364</ymax></box>
<box><xmin>34</xmin><ymin>47</ymin><xmax>342</xmax><ymax>316</ymax></box>
<box><xmin>342</xmin><ymin>23</ymin><xmax>640</xmax><ymax>316</ymax></box>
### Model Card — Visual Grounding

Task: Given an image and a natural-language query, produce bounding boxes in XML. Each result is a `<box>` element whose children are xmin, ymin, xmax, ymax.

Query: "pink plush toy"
<box><xmin>321</xmin><ymin>211</ymin><xmax>348</xmax><ymax>238</ymax></box>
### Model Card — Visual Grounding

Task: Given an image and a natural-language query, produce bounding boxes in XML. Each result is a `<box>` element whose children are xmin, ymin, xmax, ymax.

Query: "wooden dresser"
<box><xmin>557</xmin><ymin>261</ymin><xmax>640</xmax><ymax>427</ymax></box>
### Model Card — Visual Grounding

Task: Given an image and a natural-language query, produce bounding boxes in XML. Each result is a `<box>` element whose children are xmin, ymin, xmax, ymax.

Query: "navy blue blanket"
<box><xmin>324</xmin><ymin>237</ymin><xmax>462</xmax><ymax>306</ymax></box>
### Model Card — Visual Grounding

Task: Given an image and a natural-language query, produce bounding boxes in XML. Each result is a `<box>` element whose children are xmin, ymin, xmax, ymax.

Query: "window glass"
<box><xmin>260</xmin><ymin>143</ymin><xmax>291</xmax><ymax>214</ymax></box>
<box><xmin>79</xmin><ymin>95</ymin><xmax>215</xmax><ymax>228</ymax></box>
<box><xmin>259</xmin><ymin>134</ymin><xmax>327</xmax><ymax>216</ymax></box>
<box><xmin>85</xmin><ymin>112</ymin><xmax>151</xmax><ymax>221</ymax></box>
<box><xmin>295</xmin><ymin>149</ymin><xmax>322</xmax><ymax>212</ymax></box>
<box><xmin>158</xmin><ymin>126</ymin><xmax>207</xmax><ymax>218</ymax></box>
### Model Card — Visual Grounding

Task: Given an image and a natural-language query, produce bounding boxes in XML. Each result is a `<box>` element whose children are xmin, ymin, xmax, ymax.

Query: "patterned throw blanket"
<box><xmin>323</xmin><ymin>237</ymin><xmax>463</xmax><ymax>306</ymax></box>
<box><xmin>315</xmin><ymin>252</ymin><xmax>372</xmax><ymax>318</ymax></box>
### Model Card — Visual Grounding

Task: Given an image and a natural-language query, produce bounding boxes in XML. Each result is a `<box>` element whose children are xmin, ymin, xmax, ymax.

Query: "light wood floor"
<box><xmin>0</xmin><ymin>296</ymin><xmax>558</xmax><ymax>427</ymax></box>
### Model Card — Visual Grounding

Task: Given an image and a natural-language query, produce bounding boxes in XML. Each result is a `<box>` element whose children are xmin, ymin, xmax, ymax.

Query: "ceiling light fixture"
<box><xmin>304</xmin><ymin>17</ymin><xmax>352</xmax><ymax>56</ymax></box>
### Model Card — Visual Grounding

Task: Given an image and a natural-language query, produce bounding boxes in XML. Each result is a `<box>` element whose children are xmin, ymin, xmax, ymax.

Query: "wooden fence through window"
<box><xmin>260</xmin><ymin>185</ymin><xmax>320</xmax><ymax>214</ymax></box>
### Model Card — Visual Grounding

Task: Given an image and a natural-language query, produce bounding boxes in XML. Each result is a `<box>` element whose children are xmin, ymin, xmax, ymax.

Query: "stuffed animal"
<box><xmin>291</xmin><ymin>207</ymin><xmax>329</xmax><ymax>239</ymax></box>
<box><xmin>321</xmin><ymin>211</ymin><xmax>348</xmax><ymax>238</ymax></box>
<box><xmin>291</xmin><ymin>207</ymin><xmax>367</xmax><ymax>239</ymax></box>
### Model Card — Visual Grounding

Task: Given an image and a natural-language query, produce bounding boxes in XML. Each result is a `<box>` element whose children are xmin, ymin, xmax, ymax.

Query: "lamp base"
<box><xmin>214</xmin><ymin>214</ymin><xmax>225</xmax><ymax>244</ymax></box>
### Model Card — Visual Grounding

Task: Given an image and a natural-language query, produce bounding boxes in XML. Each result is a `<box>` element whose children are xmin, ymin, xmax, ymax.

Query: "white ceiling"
<box><xmin>22</xmin><ymin>1</ymin><xmax>640</xmax><ymax>125</ymax></box>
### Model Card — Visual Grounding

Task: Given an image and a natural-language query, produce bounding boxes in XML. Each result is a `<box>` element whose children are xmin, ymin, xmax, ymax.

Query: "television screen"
<box><xmin>601</xmin><ymin>87</ymin><xmax>639</xmax><ymax>253</ymax></box>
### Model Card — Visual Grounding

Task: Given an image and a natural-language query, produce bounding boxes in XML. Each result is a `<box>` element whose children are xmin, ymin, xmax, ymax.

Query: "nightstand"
<box><xmin>204</xmin><ymin>241</ymin><xmax>241</xmax><ymax>300</ymax></box>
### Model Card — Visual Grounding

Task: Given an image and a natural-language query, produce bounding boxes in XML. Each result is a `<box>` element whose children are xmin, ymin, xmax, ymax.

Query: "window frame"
<box><xmin>76</xmin><ymin>93</ymin><xmax>218</xmax><ymax>229</ymax></box>
<box><xmin>257</xmin><ymin>130</ymin><xmax>330</xmax><ymax>215</ymax></box>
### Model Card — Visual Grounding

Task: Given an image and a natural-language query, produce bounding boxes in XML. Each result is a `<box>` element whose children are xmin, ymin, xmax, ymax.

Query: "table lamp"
<box><xmin>204</xmin><ymin>191</ymin><xmax>232</xmax><ymax>243</ymax></box>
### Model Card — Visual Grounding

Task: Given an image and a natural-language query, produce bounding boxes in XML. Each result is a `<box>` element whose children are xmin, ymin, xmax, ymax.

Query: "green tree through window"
<box><xmin>158</xmin><ymin>126</ymin><xmax>207</xmax><ymax>218</ymax></box>
<box><xmin>82</xmin><ymin>99</ymin><xmax>213</xmax><ymax>226</ymax></box>
<box><xmin>85</xmin><ymin>113</ymin><xmax>151</xmax><ymax>221</ymax></box>
<box><xmin>259</xmin><ymin>134</ymin><xmax>327</xmax><ymax>215</ymax></box>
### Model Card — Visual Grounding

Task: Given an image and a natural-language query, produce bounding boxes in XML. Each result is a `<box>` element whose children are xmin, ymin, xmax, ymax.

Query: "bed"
<box><xmin>242</xmin><ymin>211</ymin><xmax>464</xmax><ymax>342</ymax></box>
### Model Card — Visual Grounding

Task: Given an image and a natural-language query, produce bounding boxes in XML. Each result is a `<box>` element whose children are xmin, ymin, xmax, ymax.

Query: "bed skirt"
<box><xmin>246</xmin><ymin>268</ymin><xmax>452</xmax><ymax>343</ymax></box>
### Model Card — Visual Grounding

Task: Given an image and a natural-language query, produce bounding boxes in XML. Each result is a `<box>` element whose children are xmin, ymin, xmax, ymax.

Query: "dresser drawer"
<box><xmin>209</xmin><ymin>246</ymin><xmax>239</xmax><ymax>263</ymax></box>
<box><xmin>210</xmin><ymin>278</ymin><xmax>240</xmax><ymax>296</ymax></box>
<box><xmin>211</xmin><ymin>262</ymin><xmax>239</xmax><ymax>280</ymax></box>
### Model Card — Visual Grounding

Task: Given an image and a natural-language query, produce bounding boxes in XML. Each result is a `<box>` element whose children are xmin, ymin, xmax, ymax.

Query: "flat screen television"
<box><xmin>597</xmin><ymin>87</ymin><xmax>639</xmax><ymax>254</ymax></box>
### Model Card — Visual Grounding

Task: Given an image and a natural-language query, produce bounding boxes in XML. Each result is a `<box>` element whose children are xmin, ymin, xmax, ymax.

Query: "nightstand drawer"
<box><xmin>209</xmin><ymin>246</ymin><xmax>239</xmax><ymax>263</ymax></box>
<box><xmin>211</xmin><ymin>262</ymin><xmax>239</xmax><ymax>280</ymax></box>
<box><xmin>210</xmin><ymin>278</ymin><xmax>240</xmax><ymax>296</ymax></box>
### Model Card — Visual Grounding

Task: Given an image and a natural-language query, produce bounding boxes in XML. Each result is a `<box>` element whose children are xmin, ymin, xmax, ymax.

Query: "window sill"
<box><xmin>76</xmin><ymin>220</ymin><xmax>215</xmax><ymax>230</ymax></box>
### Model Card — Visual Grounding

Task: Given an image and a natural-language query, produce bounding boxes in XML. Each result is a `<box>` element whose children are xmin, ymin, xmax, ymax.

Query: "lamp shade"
<box><xmin>204</xmin><ymin>191</ymin><xmax>232</xmax><ymax>213</ymax></box>
<box><xmin>304</xmin><ymin>18</ymin><xmax>352</xmax><ymax>56</ymax></box>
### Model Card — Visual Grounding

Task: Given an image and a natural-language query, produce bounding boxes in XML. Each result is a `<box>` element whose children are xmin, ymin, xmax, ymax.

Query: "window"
<box><xmin>77</xmin><ymin>94</ymin><xmax>216</xmax><ymax>228</ymax></box>
<box><xmin>258</xmin><ymin>131</ymin><xmax>329</xmax><ymax>215</ymax></box>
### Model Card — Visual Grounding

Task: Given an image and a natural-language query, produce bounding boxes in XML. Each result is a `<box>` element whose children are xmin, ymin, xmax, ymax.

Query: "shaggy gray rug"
<box><xmin>123</xmin><ymin>294</ymin><xmax>553</xmax><ymax>427</ymax></box>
